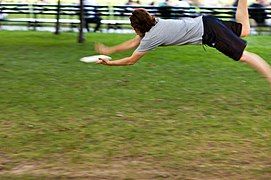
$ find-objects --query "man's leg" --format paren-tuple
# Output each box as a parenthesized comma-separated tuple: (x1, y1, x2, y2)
(85, 18, 90, 32)
(240, 51, 271, 86)
(236, 0, 250, 36)
(93, 16, 101, 32)
(235, 1, 271, 86)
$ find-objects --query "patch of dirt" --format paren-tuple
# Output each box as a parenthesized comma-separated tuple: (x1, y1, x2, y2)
(0, 153, 12, 171)
(0, 141, 270, 179)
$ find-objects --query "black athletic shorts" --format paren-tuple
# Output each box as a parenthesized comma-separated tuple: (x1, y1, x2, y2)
(202, 15, 247, 61)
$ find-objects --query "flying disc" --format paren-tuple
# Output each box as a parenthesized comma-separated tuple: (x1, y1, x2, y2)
(80, 55, 112, 63)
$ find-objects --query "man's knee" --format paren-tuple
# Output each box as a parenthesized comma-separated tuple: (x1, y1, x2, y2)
(239, 50, 248, 62)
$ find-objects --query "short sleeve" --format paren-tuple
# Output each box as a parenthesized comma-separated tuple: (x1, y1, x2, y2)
(136, 36, 162, 52)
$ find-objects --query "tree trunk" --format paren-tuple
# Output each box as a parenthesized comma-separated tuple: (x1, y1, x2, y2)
(78, 0, 85, 43)
(54, 0, 61, 35)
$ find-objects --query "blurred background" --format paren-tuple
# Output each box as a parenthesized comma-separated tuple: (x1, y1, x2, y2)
(0, 0, 268, 6)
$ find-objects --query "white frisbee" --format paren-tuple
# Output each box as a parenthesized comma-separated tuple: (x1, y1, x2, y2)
(80, 55, 112, 63)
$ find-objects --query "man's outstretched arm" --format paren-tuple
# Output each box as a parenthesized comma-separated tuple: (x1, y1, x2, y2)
(95, 35, 142, 55)
(96, 51, 146, 66)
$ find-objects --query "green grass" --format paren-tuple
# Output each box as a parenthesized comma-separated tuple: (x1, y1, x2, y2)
(0, 31, 271, 179)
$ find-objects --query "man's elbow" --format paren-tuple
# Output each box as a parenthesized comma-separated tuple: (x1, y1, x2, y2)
(127, 60, 136, 65)
(126, 57, 139, 65)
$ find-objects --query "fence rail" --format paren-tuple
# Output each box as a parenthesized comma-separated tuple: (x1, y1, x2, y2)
(0, 3, 270, 33)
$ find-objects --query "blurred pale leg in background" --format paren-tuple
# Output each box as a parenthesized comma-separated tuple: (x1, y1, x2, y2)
(235, 0, 271, 86)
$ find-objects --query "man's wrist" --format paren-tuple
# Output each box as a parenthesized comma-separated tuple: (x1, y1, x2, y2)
(105, 61, 113, 66)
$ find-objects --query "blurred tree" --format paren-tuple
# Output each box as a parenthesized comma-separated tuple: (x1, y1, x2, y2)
(78, 0, 85, 43)
(54, 0, 61, 34)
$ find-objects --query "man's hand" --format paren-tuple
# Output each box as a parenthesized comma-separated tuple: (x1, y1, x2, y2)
(96, 58, 110, 65)
(95, 43, 113, 55)
(94, 35, 141, 55)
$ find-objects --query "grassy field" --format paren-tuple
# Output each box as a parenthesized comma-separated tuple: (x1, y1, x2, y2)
(0, 31, 271, 179)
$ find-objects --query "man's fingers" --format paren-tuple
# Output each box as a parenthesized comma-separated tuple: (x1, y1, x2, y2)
(100, 58, 107, 62)
(96, 59, 102, 64)
(94, 43, 99, 51)
(96, 58, 108, 64)
(100, 58, 109, 64)
(94, 43, 111, 55)
(95, 43, 103, 53)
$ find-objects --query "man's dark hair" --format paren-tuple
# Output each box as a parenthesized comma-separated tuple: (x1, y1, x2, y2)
(129, 8, 156, 37)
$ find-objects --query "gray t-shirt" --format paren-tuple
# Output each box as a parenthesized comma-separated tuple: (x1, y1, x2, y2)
(136, 16, 204, 52)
